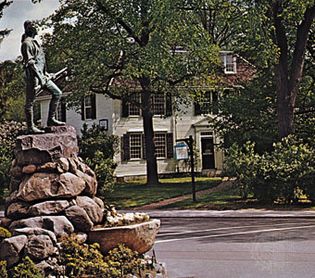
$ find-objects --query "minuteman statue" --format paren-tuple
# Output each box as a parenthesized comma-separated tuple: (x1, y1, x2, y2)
(21, 20, 65, 134)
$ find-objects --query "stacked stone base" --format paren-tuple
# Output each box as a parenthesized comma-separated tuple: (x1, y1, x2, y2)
(0, 126, 105, 275)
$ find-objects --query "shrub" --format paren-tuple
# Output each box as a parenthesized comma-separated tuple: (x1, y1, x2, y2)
(225, 136, 315, 204)
(0, 227, 11, 241)
(59, 234, 145, 277)
(0, 260, 8, 278)
(79, 124, 118, 195)
(12, 256, 43, 278)
(59, 234, 110, 277)
(104, 244, 143, 277)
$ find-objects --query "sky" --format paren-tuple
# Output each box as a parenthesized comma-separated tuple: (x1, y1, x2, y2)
(0, 0, 60, 61)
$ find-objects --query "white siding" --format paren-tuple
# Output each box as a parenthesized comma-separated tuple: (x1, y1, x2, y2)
(39, 94, 114, 135)
(38, 94, 223, 177)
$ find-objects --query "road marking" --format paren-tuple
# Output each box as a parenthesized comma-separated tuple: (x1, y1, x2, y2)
(156, 224, 315, 244)
(158, 222, 312, 237)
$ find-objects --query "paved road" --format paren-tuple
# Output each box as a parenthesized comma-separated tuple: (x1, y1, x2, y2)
(152, 217, 315, 278)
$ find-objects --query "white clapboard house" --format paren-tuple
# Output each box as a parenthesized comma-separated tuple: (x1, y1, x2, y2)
(37, 51, 255, 179)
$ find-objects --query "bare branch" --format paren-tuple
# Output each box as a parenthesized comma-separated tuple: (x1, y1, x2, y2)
(95, 0, 143, 46)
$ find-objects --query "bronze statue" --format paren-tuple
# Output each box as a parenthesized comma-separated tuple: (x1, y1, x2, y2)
(21, 20, 65, 134)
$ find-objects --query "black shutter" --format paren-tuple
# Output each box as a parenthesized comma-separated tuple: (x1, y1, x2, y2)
(121, 134, 130, 161)
(194, 102, 201, 116)
(61, 99, 66, 122)
(81, 98, 85, 120)
(166, 133, 174, 158)
(165, 94, 172, 117)
(91, 94, 96, 119)
(121, 99, 129, 117)
(142, 133, 146, 160)
(212, 91, 219, 114)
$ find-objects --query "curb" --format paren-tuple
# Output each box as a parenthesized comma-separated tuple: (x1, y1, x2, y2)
(2, 210, 315, 220)
(123, 209, 315, 218)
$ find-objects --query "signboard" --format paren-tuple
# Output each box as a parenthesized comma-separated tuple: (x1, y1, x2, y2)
(99, 119, 108, 131)
(175, 142, 189, 160)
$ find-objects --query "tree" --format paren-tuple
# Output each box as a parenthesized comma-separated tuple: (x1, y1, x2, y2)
(181, 0, 247, 49)
(42, 0, 219, 185)
(235, 1, 315, 138)
(0, 60, 25, 121)
(194, 0, 314, 142)
(0, 0, 12, 45)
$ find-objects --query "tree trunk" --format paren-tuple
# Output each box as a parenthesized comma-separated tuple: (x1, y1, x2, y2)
(272, 2, 315, 139)
(141, 89, 159, 185)
(275, 65, 294, 138)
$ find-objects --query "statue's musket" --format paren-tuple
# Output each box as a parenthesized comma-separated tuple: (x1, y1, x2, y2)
(35, 67, 68, 96)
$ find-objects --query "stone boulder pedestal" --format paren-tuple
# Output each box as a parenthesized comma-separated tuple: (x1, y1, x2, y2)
(2, 125, 102, 273)
(1, 125, 161, 276)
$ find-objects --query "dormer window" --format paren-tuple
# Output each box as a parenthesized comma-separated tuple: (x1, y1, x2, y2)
(221, 52, 237, 74)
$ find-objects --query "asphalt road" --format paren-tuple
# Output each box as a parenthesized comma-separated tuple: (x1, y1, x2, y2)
(152, 217, 315, 278)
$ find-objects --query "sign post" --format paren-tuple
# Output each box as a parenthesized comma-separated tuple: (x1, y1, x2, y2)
(175, 136, 196, 202)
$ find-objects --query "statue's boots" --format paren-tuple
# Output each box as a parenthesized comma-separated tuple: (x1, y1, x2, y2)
(47, 96, 66, 126)
(25, 109, 45, 134)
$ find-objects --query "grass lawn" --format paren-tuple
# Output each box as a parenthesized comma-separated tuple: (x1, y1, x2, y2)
(162, 185, 315, 210)
(105, 177, 221, 209)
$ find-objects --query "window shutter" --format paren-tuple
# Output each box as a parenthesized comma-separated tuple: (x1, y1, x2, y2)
(121, 134, 130, 161)
(121, 99, 129, 117)
(166, 133, 174, 159)
(194, 102, 201, 116)
(142, 134, 146, 160)
(91, 94, 96, 119)
(212, 91, 219, 114)
(81, 98, 85, 120)
(165, 94, 172, 117)
(61, 99, 67, 122)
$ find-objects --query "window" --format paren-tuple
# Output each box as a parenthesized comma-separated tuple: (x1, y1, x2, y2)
(121, 132, 174, 161)
(128, 94, 141, 116)
(221, 53, 237, 74)
(154, 133, 167, 158)
(121, 93, 172, 117)
(81, 95, 96, 120)
(195, 91, 219, 115)
(152, 94, 165, 115)
(129, 133, 142, 159)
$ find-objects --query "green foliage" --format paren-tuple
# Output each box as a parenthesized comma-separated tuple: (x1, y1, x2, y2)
(211, 71, 278, 152)
(104, 244, 142, 277)
(12, 256, 43, 278)
(0, 260, 7, 278)
(80, 123, 118, 161)
(225, 136, 315, 204)
(43, 0, 219, 103)
(59, 234, 144, 277)
(0, 226, 11, 240)
(79, 124, 118, 194)
(60, 234, 110, 277)
(0, 121, 26, 199)
(0, 60, 25, 122)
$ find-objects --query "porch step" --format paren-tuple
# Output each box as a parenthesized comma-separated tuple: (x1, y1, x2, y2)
(201, 169, 222, 177)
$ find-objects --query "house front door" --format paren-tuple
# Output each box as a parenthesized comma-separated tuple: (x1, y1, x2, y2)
(201, 137, 215, 169)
